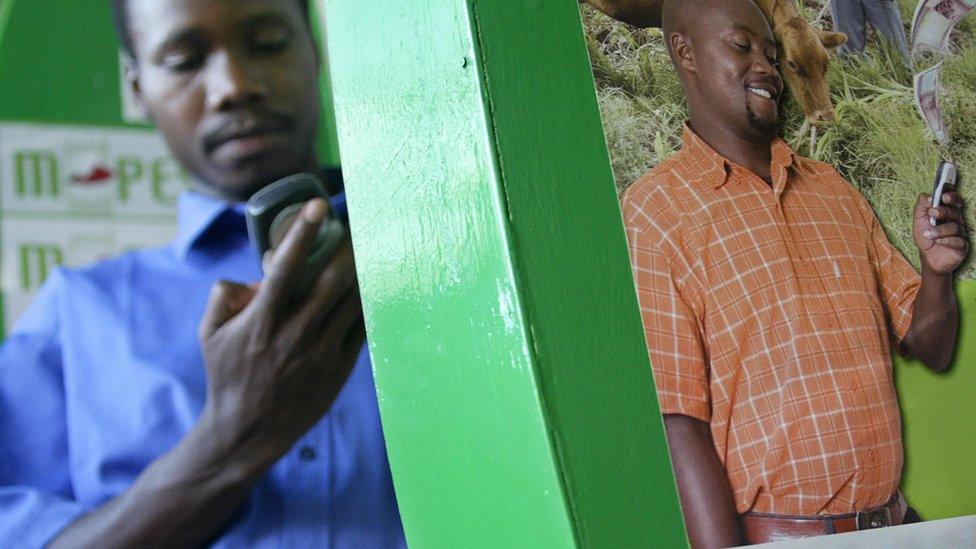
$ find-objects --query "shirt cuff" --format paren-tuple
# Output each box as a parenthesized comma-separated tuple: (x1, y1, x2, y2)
(656, 399, 711, 424)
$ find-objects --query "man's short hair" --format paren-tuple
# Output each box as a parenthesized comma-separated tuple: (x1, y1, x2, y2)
(110, 0, 312, 60)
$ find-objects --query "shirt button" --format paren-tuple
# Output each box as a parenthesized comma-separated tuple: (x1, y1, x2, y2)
(849, 378, 858, 391)
(867, 449, 876, 461)
(299, 446, 317, 462)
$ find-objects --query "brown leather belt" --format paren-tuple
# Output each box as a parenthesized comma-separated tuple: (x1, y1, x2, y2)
(742, 493, 907, 544)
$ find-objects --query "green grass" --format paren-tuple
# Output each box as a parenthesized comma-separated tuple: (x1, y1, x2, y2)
(584, 0, 976, 278)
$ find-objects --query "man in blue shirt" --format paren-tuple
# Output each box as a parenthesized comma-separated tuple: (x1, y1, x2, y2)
(0, 0, 405, 546)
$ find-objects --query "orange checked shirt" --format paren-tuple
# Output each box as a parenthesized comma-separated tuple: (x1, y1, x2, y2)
(622, 125, 921, 516)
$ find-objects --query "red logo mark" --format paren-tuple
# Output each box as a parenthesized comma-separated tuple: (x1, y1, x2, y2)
(70, 166, 113, 185)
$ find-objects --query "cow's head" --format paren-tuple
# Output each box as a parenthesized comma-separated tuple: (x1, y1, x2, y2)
(775, 17, 846, 126)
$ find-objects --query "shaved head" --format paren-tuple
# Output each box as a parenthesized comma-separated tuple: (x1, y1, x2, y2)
(662, 0, 784, 151)
(662, 0, 710, 57)
(662, 0, 771, 61)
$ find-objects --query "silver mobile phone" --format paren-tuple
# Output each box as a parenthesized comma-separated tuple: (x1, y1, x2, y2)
(930, 161, 957, 226)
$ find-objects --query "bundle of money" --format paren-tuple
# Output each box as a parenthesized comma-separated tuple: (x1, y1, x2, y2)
(914, 62, 950, 145)
(911, 0, 976, 55)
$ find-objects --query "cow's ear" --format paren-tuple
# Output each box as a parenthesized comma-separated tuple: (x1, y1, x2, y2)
(816, 29, 848, 51)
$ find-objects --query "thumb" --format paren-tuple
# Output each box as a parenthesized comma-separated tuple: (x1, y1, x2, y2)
(198, 280, 257, 342)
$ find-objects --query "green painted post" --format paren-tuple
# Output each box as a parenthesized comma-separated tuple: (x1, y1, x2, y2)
(310, 3, 341, 168)
(324, 0, 686, 546)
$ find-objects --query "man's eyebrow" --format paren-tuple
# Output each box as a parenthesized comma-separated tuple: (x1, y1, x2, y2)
(239, 11, 294, 31)
(730, 22, 777, 47)
(149, 12, 293, 56)
(153, 27, 206, 55)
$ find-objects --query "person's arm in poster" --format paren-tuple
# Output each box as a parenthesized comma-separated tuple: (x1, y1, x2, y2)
(622, 188, 742, 548)
(901, 191, 969, 370)
(665, 415, 742, 548)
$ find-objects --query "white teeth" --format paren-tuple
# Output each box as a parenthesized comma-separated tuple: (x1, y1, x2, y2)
(748, 87, 773, 99)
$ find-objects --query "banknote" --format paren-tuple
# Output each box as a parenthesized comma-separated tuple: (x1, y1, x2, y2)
(914, 62, 949, 144)
(911, 0, 976, 55)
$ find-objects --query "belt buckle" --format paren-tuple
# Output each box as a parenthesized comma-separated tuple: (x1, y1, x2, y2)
(856, 507, 892, 530)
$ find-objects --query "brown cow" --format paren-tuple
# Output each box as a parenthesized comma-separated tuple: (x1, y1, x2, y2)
(758, 0, 847, 125)
(584, 0, 663, 28)
(582, 0, 847, 127)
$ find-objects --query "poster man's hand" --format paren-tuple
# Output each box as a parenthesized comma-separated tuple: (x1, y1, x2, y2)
(197, 198, 365, 470)
(914, 192, 969, 276)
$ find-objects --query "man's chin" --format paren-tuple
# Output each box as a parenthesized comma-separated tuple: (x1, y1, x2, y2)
(194, 164, 301, 202)
(747, 108, 781, 138)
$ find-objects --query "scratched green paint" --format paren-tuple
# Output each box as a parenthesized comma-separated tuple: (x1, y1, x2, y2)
(324, 2, 574, 544)
(325, 0, 686, 545)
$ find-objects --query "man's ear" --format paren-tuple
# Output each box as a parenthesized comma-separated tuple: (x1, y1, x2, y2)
(815, 29, 847, 51)
(124, 58, 152, 121)
(670, 32, 696, 73)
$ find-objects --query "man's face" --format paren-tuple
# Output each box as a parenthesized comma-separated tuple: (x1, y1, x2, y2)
(127, 0, 321, 201)
(688, 2, 783, 141)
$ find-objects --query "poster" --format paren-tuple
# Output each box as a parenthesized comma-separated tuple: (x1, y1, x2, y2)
(0, 122, 185, 331)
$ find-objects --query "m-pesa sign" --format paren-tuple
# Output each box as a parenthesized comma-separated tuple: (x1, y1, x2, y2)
(3, 123, 186, 210)
(0, 122, 186, 331)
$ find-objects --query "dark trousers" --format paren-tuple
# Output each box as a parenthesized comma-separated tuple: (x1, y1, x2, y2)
(829, 0, 911, 59)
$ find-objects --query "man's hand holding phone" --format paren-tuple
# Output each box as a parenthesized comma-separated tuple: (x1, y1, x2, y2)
(196, 195, 365, 474)
(915, 180, 969, 276)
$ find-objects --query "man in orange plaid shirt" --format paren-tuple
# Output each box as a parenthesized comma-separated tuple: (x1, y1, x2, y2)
(622, 0, 969, 546)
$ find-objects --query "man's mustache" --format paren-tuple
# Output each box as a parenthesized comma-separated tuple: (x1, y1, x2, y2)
(202, 110, 295, 154)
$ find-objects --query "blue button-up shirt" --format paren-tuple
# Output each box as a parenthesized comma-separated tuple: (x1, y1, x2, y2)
(0, 191, 405, 547)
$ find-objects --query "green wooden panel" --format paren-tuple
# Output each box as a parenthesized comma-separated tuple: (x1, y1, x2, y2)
(310, 2, 341, 168)
(325, 0, 686, 546)
(897, 279, 976, 520)
(0, 0, 126, 126)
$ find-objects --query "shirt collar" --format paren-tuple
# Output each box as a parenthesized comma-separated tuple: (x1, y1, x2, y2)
(171, 184, 350, 261)
(172, 191, 247, 261)
(680, 123, 797, 189)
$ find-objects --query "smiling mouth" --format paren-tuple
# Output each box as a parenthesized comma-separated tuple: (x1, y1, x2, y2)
(747, 86, 775, 99)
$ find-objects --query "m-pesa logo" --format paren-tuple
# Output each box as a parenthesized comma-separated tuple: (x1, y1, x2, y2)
(12, 148, 187, 205)
(0, 124, 182, 331)
(71, 164, 114, 185)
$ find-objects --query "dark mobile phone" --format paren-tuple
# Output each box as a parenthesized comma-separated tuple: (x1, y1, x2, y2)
(930, 161, 957, 226)
(245, 173, 346, 294)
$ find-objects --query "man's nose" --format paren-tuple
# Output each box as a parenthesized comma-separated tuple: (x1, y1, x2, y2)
(206, 50, 268, 111)
(751, 54, 782, 90)
(751, 53, 778, 77)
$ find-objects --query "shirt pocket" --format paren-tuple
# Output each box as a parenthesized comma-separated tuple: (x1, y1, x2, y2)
(815, 217, 885, 319)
